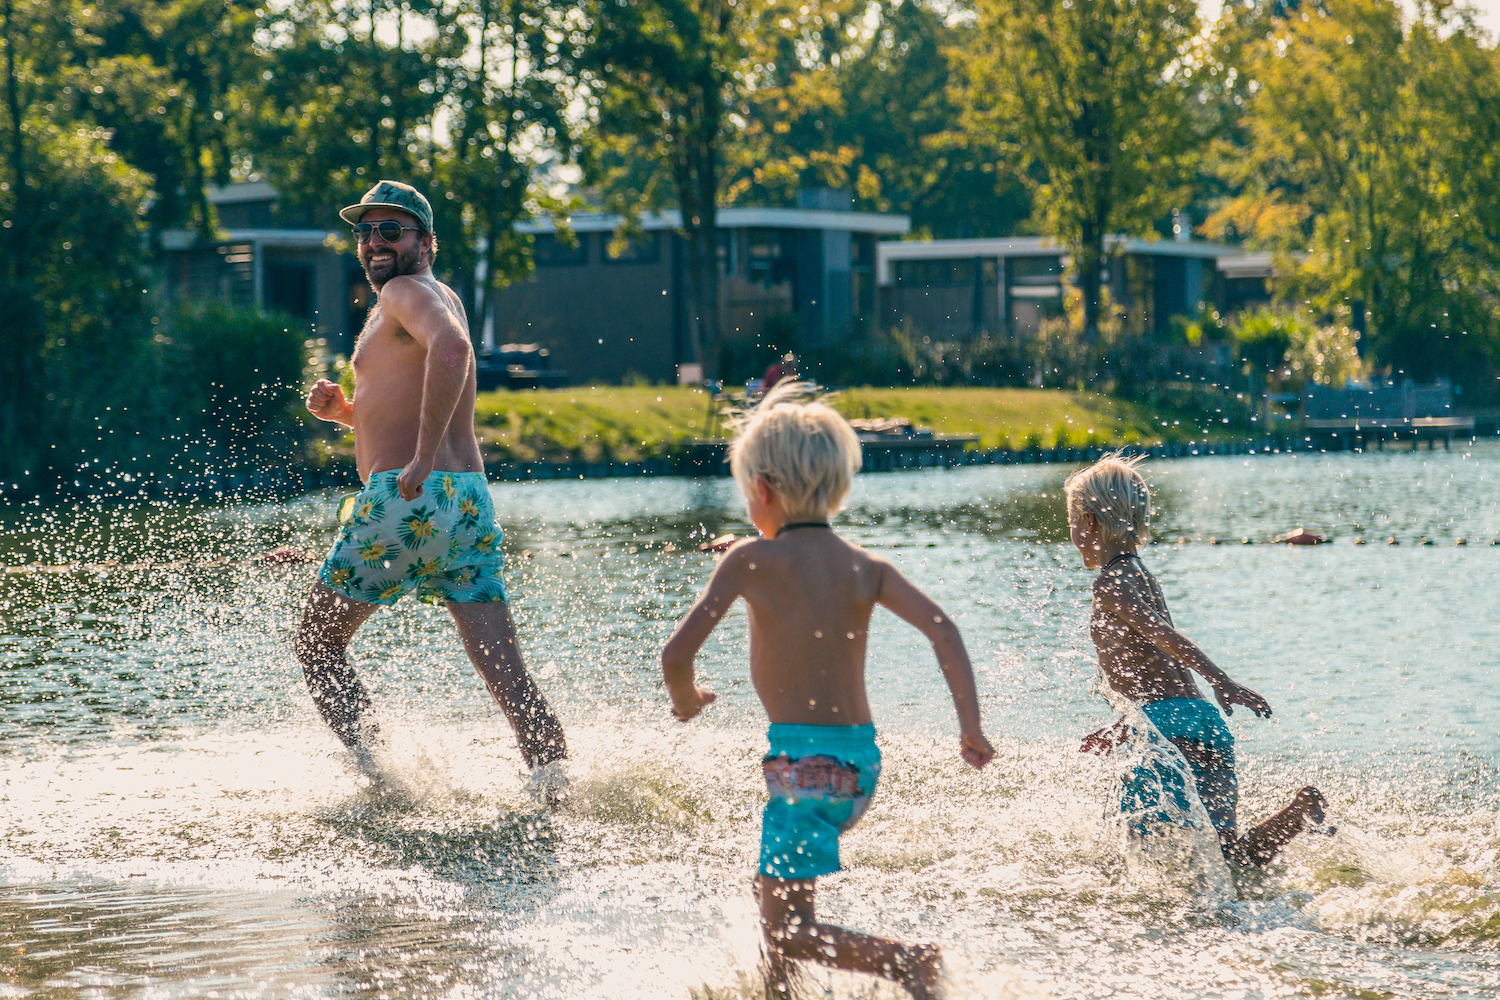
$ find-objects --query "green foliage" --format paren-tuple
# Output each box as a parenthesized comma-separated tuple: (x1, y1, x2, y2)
(163, 301, 312, 449)
(1284, 323, 1365, 390)
(960, 0, 1204, 335)
(729, 1, 1031, 239)
(1213, 0, 1500, 392)
(1227, 307, 1366, 389)
(1230, 307, 1304, 373)
(1166, 304, 1230, 347)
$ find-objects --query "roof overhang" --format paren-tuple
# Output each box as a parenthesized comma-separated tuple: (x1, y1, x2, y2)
(518, 207, 910, 236)
(160, 228, 344, 251)
(877, 235, 1245, 284)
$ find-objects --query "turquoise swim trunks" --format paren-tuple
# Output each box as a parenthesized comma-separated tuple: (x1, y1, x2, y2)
(759, 724, 881, 880)
(1121, 698, 1238, 833)
(318, 469, 509, 606)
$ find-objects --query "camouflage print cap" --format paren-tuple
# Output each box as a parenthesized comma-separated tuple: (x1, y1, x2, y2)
(339, 179, 434, 232)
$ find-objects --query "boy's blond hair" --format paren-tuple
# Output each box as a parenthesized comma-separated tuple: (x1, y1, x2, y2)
(729, 381, 862, 520)
(1063, 452, 1152, 547)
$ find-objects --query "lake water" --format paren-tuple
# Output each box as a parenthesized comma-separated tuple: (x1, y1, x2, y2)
(2, 446, 1498, 999)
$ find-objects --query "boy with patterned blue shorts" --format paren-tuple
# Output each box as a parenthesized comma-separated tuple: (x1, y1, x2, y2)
(1065, 453, 1330, 867)
(662, 383, 995, 1000)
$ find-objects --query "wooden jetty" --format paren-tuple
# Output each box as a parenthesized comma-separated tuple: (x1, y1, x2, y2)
(1303, 415, 1474, 450)
(1301, 381, 1474, 450)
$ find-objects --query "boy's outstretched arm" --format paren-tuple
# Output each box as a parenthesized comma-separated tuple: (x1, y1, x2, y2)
(1095, 581, 1272, 718)
(876, 561, 995, 769)
(661, 548, 746, 721)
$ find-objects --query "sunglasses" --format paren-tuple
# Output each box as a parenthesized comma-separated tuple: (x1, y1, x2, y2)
(352, 221, 424, 244)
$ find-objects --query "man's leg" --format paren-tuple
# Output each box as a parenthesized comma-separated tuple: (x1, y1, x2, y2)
(446, 600, 566, 768)
(755, 875, 941, 1000)
(295, 582, 380, 749)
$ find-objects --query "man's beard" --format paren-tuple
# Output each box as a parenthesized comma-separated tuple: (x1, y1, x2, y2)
(363, 242, 422, 291)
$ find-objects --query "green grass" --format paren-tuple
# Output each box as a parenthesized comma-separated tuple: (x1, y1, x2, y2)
(831, 387, 1218, 451)
(472, 385, 719, 462)
(468, 385, 1238, 464)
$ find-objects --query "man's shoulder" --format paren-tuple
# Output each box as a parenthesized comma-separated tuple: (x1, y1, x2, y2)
(378, 272, 449, 305)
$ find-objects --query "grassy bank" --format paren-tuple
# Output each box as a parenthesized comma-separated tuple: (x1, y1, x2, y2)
(462, 385, 1238, 464)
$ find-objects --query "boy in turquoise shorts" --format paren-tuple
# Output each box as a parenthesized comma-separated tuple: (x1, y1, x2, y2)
(1065, 453, 1330, 867)
(662, 383, 995, 1000)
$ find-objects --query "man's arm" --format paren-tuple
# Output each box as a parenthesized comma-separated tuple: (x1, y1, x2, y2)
(1095, 580, 1272, 718)
(377, 276, 473, 499)
(661, 547, 750, 721)
(876, 560, 994, 769)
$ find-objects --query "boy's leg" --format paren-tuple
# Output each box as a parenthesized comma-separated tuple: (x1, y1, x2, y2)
(1171, 738, 1246, 861)
(755, 874, 941, 1000)
(446, 600, 567, 768)
(1175, 737, 1328, 866)
(1233, 787, 1328, 867)
(295, 582, 381, 749)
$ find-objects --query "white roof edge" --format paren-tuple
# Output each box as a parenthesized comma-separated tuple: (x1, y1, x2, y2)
(518, 207, 910, 235)
(160, 227, 341, 249)
(877, 235, 1241, 261)
(207, 181, 278, 205)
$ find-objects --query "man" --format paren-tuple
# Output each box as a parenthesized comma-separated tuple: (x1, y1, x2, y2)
(296, 179, 567, 789)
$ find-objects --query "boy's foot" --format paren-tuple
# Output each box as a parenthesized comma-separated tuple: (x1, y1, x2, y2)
(523, 759, 570, 809)
(1294, 785, 1336, 835)
(897, 944, 944, 1000)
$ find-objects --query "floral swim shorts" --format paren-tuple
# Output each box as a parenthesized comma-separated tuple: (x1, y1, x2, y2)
(317, 469, 509, 606)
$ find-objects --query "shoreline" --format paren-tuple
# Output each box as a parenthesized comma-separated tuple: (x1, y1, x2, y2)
(1, 430, 1478, 506)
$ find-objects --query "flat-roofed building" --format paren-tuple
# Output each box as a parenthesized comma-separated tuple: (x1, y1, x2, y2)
(493, 197, 910, 384)
(160, 182, 367, 352)
(876, 235, 1242, 340)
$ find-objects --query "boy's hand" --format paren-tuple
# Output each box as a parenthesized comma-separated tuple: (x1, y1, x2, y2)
(961, 731, 995, 769)
(671, 687, 717, 722)
(1213, 681, 1272, 718)
(1080, 724, 1124, 755)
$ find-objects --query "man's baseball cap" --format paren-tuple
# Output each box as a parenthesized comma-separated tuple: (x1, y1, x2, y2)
(339, 180, 434, 232)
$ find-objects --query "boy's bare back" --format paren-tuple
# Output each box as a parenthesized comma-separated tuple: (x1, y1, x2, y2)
(668, 528, 963, 727)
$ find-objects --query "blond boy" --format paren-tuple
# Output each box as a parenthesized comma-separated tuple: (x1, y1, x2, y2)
(662, 383, 995, 1000)
(1065, 453, 1328, 867)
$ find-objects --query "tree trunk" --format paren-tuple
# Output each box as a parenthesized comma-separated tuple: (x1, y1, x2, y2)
(4, 0, 26, 282)
(675, 78, 723, 379)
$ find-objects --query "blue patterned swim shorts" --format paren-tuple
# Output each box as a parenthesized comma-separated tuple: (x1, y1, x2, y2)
(759, 723, 881, 880)
(1121, 698, 1238, 833)
(317, 469, 508, 606)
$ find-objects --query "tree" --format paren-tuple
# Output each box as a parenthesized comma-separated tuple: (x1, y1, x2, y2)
(436, 0, 578, 336)
(0, 0, 159, 488)
(731, 0, 1032, 240)
(242, 0, 448, 225)
(1210, 0, 1500, 387)
(77, 1, 261, 240)
(959, 0, 1203, 337)
(575, 0, 751, 376)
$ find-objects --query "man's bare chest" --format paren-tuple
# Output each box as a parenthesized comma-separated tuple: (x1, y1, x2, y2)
(351, 308, 420, 371)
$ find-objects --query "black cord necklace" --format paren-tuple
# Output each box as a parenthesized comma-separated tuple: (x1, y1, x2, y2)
(1104, 551, 1139, 570)
(776, 521, 831, 538)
